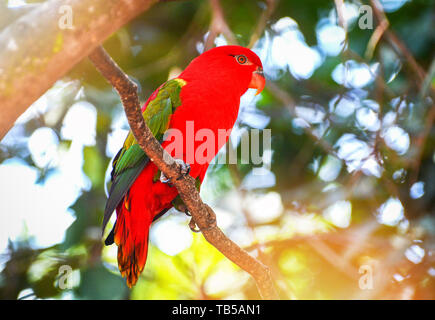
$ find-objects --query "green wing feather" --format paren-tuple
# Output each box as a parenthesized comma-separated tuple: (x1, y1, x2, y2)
(102, 78, 186, 233)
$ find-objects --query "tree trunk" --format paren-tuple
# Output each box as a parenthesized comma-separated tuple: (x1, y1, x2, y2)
(0, 0, 160, 140)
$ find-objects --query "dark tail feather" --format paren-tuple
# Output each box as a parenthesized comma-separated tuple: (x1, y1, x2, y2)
(104, 225, 115, 246)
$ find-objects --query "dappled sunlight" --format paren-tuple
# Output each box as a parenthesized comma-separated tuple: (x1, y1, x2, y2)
(0, 0, 433, 300)
(150, 213, 193, 256)
(259, 17, 323, 80)
(243, 192, 283, 224)
(318, 155, 342, 182)
(382, 125, 410, 155)
(377, 197, 404, 227)
(410, 182, 424, 199)
(323, 200, 352, 228)
(356, 100, 381, 131)
(61, 101, 97, 146)
(0, 159, 75, 250)
(332, 60, 379, 88)
(28, 127, 59, 168)
(405, 244, 425, 265)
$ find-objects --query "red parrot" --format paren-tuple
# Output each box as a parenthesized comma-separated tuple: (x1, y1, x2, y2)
(102, 45, 265, 287)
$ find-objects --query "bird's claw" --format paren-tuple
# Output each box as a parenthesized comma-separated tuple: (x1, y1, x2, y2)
(189, 218, 200, 233)
(159, 159, 190, 184)
(175, 159, 190, 180)
(159, 172, 171, 184)
(175, 203, 191, 217)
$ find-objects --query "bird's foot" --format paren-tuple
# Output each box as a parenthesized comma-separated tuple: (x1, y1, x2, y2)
(159, 172, 171, 184)
(174, 202, 191, 217)
(160, 158, 191, 184)
(176, 158, 191, 180)
(189, 218, 200, 233)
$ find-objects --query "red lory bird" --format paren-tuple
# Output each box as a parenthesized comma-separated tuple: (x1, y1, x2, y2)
(102, 45, 265, 287)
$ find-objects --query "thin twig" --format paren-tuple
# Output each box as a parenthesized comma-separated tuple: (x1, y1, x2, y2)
(370, 0, 426, 86)
(334, 0, 347, 32)
(204, 0, 237, 51)
(266, 81, 337, 156)
(88, 45, 279, 300)
(365, 19, 389, 60)
(248, 0, 277, 48)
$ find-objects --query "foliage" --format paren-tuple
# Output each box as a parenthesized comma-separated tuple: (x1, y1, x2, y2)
(0, 0, 434, 299)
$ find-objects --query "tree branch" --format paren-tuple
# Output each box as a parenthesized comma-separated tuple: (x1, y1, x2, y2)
(0, 0, 164, 141)
(204, 0, 237, 51)
(248, 0, 277, 48)
(370, 0, 426, 85)
(88, 45, 279, 300)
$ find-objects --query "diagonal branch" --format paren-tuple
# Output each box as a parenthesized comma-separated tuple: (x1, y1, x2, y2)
(88, 45, 279, 300)
(204, 0, 237, 51)
(0, 0, 167, 141)
(370, 0, 426, 85)
(248, 0, 277, 48)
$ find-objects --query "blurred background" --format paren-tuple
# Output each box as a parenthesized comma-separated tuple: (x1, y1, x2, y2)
(0, 0, 434, 299)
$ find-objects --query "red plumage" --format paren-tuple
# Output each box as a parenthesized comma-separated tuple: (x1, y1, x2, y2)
(108, 46, 264, 287)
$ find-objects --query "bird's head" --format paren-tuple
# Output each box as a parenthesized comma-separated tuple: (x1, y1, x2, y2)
(180, 45, 265, 96)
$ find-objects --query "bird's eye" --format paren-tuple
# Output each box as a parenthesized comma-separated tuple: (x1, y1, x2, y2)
(236, 55, 248, 64)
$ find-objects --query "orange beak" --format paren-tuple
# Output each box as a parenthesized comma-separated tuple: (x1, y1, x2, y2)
(249, 67, 265, 96)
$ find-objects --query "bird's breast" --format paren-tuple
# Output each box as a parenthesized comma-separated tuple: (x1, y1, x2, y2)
(163, 81, 241, 171)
